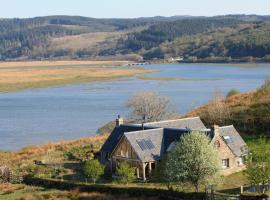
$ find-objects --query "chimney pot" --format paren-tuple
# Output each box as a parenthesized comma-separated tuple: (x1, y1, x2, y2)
(116, 115, 124, 127)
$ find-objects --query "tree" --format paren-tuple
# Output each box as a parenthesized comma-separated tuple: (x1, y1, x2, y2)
(127, 91, 174, 123)
(0, 166, 11, 183)
(83, 160, 104, 184)
(165, 131, 220, 192)
(245, 137, 270, 193)
(117, 161, 136, 184)
(202, 90, 231, 126)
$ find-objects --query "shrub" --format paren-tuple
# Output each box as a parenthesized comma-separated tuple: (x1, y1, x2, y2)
(227, 89, 240, 97)
(83, 160, 104, 184)
(117, 161, 136, 184)
(66, 145, 96, 162)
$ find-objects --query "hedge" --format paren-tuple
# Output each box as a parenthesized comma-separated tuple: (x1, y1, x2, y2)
(24, 176, 205, 200)
(240, 192, 269, 200)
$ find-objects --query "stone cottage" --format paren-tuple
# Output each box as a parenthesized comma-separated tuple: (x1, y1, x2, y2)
(100, 116, 248, 180)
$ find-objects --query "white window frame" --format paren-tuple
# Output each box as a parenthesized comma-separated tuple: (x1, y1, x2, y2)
(222, 159, 230, 169)
(238, 157, 244, 166)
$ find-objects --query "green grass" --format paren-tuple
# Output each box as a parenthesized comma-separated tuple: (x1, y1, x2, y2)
(0, 184, 65, 200)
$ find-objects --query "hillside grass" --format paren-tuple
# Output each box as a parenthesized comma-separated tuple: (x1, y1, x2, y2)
(49, 32, 125, 52)
(0, 61, 155, 92)
(187, 85, 270, 135)
(0, 134, 108, 167)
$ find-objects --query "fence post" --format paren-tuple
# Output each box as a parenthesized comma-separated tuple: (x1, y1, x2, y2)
(205, 185, 209, 200)
(240, 185, 243, 194)
(210, 185, 214, 200)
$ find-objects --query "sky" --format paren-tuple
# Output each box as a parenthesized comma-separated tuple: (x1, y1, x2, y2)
(1, 0, 270, 19)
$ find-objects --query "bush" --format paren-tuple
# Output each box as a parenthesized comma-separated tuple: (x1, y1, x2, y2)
(227, 89, 240, 97)
(117, 162, 136, 184)
(83, 160, 104, 184)
(66, 145, 96, 162)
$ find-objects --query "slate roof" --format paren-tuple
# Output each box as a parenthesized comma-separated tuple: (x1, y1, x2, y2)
(100, 117, 247, 163)
(100, 124, 155, 153)
(101, 117, 206, 154)
(219, 125, 248, 156)
(144, 117, 207, 130)
(124, 129, 165, 162)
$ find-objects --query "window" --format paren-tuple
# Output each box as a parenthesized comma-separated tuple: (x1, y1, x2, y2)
(238, 157, 244, 166)
(222, 159, 230, 168)
(223, 136, 233, 144)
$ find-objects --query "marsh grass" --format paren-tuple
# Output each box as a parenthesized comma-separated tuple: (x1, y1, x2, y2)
(0, 61, 154, 92)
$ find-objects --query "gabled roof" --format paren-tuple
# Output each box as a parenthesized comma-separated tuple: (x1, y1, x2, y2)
(219, 125, 247, 156)
(123, 127, 207, 162)
(100, 124, 155, 153)
(101, 117, 207, 155)
(124, 129, 164, 162)
(144, 117, 207, 130)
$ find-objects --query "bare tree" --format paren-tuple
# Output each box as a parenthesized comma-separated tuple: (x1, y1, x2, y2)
(0, 166, 11, 183)
(202, 90, 231, 126)
(127, 91, 174, 123)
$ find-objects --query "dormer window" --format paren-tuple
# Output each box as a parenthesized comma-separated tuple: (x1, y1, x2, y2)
(223, 136, 233, 144)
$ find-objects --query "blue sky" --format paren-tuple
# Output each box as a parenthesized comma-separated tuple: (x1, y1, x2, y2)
(1, 0, 270, 18)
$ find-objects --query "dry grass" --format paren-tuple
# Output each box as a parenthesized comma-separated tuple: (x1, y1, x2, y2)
(0, 184, 25, 195)
(50, 32, 124, 51)
(0, 61, 154, 92)
(0, 134, 108, 167)
(0, 60, 129, 68)
(186, 91, 255, 117)
(0, 184, 159, 200)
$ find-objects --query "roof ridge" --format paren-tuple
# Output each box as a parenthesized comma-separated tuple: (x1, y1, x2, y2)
(219, 125, 234, 129)
(124, 128, 164, 135)
(144, 116, 201, 125)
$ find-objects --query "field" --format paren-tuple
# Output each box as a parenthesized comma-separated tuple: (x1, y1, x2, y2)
(49, 32, 125, 52)
(0, 61, 155, 92)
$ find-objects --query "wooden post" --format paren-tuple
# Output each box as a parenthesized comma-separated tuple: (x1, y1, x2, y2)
(142, 163, 146, 181)
(136, 167, 140, 179)
(110, 158, 113, 173)
(148, 162, 152, 176)
(210, 185, 214, 200)
(241, 185, 243, 194)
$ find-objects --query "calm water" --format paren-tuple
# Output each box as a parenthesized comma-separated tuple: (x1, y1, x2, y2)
(1, 63, 270, 150)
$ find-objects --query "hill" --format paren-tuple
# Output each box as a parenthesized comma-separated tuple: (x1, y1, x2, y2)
(1, 15, 270, 61)
(186, 80, 270, 135)
(142, 21, 270, 61)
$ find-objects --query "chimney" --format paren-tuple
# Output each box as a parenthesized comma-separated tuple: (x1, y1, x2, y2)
(116, 115, 124, 127)
(212, 125, 220, 137)
(142, 115, 146, 130)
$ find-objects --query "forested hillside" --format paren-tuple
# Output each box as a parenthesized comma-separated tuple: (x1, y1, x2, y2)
(142, 22, 270, 61)
(1, 15, 270, 61)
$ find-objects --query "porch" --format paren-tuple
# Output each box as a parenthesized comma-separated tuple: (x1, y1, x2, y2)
(111, 156, 156, 181)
